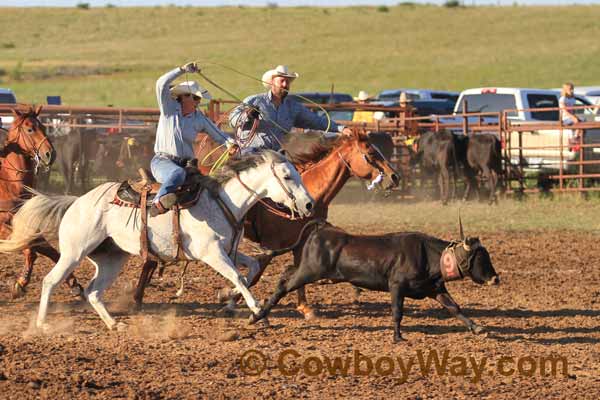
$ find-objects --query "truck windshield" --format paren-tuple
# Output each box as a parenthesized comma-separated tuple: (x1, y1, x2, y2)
(527, 94, 559, 121)
(0, 93, 16, 104)
(455, 93, 516, 113)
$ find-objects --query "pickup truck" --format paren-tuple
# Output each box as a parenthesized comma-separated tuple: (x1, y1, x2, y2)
(377, 88, 459, 104)
(445, 87, 600, 173)
(0, 88, 17, 129)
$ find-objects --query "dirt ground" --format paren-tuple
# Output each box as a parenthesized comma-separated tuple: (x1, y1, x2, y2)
(1, 227, 600, 399)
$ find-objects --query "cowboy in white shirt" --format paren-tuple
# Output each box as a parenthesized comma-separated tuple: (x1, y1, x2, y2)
(150, 62, 236, 216)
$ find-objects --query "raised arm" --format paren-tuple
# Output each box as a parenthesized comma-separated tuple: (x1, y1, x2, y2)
(156, 67, 184, 114)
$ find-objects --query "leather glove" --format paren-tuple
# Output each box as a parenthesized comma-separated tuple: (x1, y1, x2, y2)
(180, 62, 199, 73)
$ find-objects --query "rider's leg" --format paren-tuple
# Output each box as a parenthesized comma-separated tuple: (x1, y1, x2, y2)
(150, 156, 186, 214)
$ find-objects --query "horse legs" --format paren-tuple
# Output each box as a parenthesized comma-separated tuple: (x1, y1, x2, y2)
(488, 169, 498, 204)
(133, 259, 158, 309)
(85, 249, 130, 330)
(251, 264, 317, 324)
(438, 168, 450, 205)
(222, 252, 269, 311)
(11, 248, 36, 299)
(201, 246, 261, 316)
(12, 246, 83, 299)
(37, 252, 83, 330)
(35, 244, 83, 296)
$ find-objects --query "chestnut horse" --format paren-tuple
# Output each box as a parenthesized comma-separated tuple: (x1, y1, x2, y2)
(133, 129, 399, 318)
(2, 106, 82, 298)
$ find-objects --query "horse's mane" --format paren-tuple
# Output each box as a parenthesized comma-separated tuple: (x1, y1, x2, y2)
(194, 150, 288, 193)
(281, 130, 343, 165)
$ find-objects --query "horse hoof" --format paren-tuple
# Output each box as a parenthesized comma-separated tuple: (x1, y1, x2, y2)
(115, 322, 128, 332)
(217, 288, 233, 303)
(38, 323, 52, 335)
(393, 335, 406, 343)
(70, 284, 84, 299)
(471, 325, 485, 335)
(297, 304, 317, 320)
(217, 304, 236, 318)
(248, 314, 258, 325)
(11, 282, 26, 299)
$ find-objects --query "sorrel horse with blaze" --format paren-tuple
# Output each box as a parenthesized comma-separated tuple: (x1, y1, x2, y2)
(134, 129, 399, 318)
(1, 106, 82, 297)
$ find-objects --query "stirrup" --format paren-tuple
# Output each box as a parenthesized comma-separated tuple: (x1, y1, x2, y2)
(159, 193, 177, 209)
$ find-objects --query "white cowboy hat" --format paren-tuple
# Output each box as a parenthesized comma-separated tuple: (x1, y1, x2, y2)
(354, 90, 370, 101)
(399, 91, 413, 103)
(170, 81, 211, 100)
(262, 65, 299, 88)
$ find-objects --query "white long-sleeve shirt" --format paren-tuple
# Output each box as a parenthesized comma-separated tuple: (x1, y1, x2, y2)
(154, 67, 232, 159)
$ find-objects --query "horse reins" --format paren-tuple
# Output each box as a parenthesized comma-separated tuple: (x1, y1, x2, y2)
(235, 162, 301, 220)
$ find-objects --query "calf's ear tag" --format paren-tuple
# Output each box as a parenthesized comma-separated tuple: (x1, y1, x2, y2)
(440, 249, 461, 281)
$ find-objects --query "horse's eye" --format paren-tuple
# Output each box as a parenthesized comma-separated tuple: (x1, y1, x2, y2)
(27, 128, 34, 134)
(284, 175, 292, 181)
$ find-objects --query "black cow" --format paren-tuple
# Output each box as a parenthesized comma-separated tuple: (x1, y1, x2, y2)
(414, 130, 460, 204)
(250, 221, 499, 342)
(458, 134, 502, 204)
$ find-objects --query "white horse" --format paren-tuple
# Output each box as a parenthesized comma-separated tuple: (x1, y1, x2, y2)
(0, 150, 313, 331)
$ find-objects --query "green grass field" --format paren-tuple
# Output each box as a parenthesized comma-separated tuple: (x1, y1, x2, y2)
(1, 5, 600, 107)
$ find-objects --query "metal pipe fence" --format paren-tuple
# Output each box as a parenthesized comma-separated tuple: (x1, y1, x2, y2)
(3, 100, 600, 196)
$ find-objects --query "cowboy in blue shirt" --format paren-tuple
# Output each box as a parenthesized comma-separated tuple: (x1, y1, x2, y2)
(150, 62, 236, 216)
(229, 65, 352, 154)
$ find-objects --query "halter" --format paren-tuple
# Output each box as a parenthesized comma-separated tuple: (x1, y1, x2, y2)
(235, 161, 301, 220)
(440, 240, 482, 282)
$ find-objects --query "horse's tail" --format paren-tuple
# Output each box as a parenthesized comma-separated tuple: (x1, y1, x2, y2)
(0, 189, 77, 253)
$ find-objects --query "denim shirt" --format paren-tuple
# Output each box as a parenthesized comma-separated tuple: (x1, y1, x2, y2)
(154, 68, 231, 159)
(228, 91, 344, 152)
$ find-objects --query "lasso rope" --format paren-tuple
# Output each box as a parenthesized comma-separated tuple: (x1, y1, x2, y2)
(194, 61, 333, 137)
(181, 61, 336, 176)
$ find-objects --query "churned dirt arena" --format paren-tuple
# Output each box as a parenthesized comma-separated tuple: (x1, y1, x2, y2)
(1, 225, 600, 399)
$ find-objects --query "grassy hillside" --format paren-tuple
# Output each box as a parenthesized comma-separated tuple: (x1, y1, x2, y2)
(1, 5, 599, 107)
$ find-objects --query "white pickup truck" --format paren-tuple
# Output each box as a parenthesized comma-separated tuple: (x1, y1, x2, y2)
(447, 87, 600, 173)
(0, 88, 17, 130)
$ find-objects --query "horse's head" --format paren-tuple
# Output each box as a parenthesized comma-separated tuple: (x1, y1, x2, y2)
(9, 106, 55, 167)
(263, 151, 314, 218)
(338, 129, 400, 190)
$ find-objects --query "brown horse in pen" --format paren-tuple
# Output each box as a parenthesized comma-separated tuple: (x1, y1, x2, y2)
(1, 106, 82, 298)
(133, 129, 399, 318)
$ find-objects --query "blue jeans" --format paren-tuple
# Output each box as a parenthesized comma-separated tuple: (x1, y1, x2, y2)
(150, 155, 186, 201)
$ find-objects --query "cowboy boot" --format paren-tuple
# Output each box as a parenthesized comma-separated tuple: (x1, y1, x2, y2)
(150, 193, 177, 217)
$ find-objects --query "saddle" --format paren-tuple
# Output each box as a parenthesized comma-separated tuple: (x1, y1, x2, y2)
(110, 168, 237, 264)
(112, 167, 212, 210)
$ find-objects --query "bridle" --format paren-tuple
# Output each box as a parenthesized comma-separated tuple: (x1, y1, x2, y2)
(5, 117, 51, 175)
(337, 139, 387, 178)
(235, 161, 301, 220)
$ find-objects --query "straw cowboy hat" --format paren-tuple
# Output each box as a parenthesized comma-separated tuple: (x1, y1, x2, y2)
(262, 65, 300, 88)
(399, 91, 413, 103)
(170, 81, 211, 100)
(354, 90, 370, 101)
